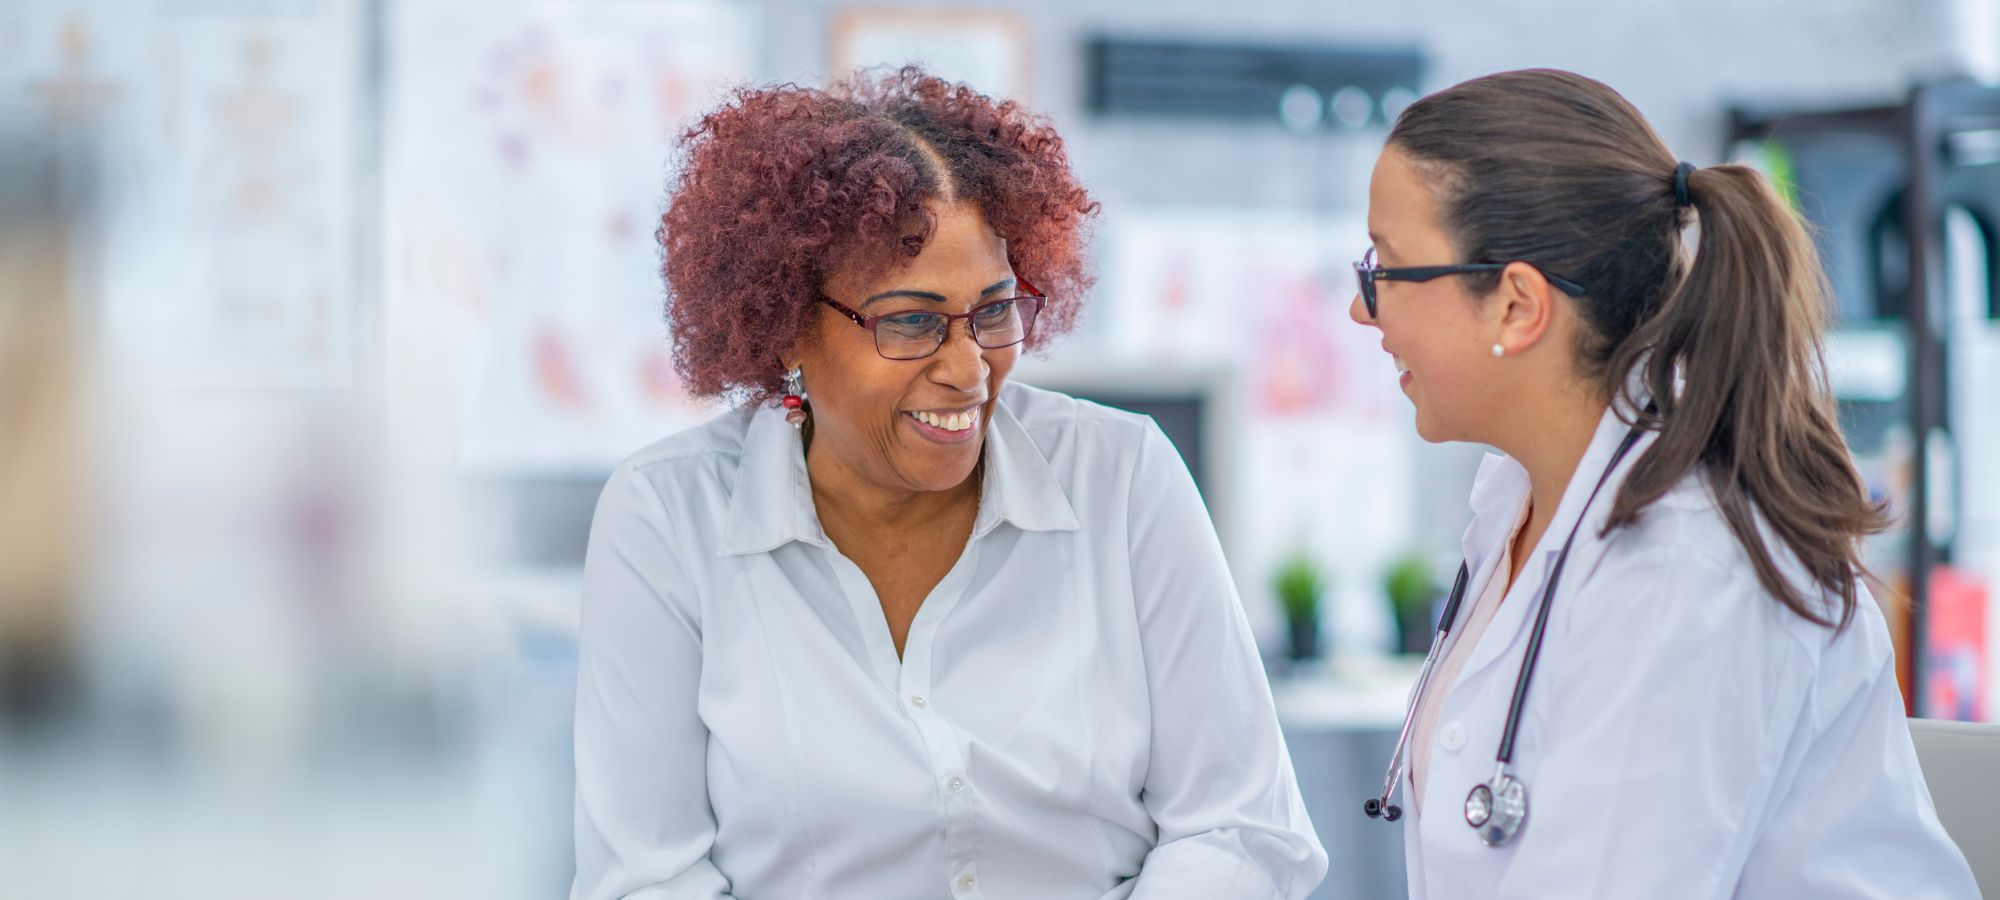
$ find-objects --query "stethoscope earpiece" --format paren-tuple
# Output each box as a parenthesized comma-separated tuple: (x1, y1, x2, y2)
(1363, 797, 1405, 822)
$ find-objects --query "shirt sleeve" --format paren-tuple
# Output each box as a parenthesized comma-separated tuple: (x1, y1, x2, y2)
(1492, 545, 1811, 900)
(1120, 423, 1329, 900)
(570, 463, 737, 900)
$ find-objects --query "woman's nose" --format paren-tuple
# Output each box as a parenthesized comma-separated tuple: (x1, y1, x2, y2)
(927, 324, 988, 391)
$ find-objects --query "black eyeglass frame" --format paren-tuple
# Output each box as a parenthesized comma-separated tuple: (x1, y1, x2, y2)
(1353, 247, 1587, 319)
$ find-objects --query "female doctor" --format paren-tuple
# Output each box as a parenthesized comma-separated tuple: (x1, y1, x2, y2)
(1350, 69, 1979, 899)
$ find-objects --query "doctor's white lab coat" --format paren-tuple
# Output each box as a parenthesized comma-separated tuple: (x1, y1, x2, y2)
(1404, 401, 1979, 899)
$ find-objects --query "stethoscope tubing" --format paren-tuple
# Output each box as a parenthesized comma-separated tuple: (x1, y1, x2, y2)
(1365, 416, 1651, 836)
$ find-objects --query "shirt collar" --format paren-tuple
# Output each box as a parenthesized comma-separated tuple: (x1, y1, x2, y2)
(718, 406, 825, 557)
(717, 389, 1079, 558)
(971, 392, 1081, 538)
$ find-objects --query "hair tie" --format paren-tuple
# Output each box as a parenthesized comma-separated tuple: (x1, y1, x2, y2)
(1672, 162, 1696, 208)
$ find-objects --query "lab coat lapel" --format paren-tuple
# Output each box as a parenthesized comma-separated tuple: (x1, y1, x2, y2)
(1450, 402, 1655, 693)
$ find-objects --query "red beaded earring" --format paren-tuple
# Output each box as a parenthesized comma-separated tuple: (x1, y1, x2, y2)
(781, 367, 807, 428)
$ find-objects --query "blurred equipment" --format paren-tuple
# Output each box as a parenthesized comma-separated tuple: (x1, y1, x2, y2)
(1729, 81, 2000, 719)
(1084, 36, 1421, 131)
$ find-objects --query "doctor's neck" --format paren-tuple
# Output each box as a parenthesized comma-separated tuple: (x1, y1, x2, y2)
(1486, 371, 1608, 574)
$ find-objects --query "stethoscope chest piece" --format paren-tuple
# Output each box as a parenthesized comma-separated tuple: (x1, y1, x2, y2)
(1464, 771, 1528, 847)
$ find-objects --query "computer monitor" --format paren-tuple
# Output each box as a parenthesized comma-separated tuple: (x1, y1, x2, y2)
(1013, 362, 1238, 552)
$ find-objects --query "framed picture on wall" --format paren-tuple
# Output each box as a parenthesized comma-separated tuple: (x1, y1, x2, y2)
(828, 7, 1031, 101)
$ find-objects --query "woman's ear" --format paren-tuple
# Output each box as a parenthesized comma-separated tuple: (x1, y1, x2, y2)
(779, 328, 812, 372)
(1488, 261, 1561, 356)
(785, 303, 834, 371)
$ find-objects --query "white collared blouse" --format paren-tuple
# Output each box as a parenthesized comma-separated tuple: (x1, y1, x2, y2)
(570, 382, 1326, 900)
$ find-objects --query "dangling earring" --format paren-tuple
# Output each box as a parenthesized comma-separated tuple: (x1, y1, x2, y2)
(781, 367, 808, 428)
(1491, 343, 1506, 358)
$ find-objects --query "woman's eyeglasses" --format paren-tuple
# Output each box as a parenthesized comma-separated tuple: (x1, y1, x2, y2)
(820, 278, 1047, 361)
(1353, 247, 1586, 319)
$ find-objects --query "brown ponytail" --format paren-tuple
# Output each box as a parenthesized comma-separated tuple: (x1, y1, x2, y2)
(1390, 69, 1886, 629)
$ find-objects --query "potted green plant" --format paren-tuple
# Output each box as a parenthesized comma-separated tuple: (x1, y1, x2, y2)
(1273, 551, 1326, 662)
(1384, 551, 1442, 655)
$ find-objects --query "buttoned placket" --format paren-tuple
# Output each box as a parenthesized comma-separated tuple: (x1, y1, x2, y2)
(822, 534, 988, 899)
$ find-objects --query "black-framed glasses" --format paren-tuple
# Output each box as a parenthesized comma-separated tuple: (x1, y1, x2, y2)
(1353, 246, 1587, 319)
(819, 278, 1047, 361)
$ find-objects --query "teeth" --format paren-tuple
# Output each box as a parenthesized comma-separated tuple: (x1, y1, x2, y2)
(913, 410, 975, 432)
(1393, 357, 1409, 374)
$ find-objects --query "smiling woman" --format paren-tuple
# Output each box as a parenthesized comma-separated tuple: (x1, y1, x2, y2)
(568, 67, 1328, 900)
(659, 67, 1094, 404)
(798, 204, 1029, 494)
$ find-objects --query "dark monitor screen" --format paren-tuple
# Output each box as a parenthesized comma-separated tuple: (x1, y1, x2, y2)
(1064, 390, 1210, 504)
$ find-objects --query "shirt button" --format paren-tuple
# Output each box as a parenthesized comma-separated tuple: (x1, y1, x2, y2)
(909, 694, 928, 709)
(955, 873, 976, 892)
(947, 776, 965, 794)
(1442, 722, 1468, 752)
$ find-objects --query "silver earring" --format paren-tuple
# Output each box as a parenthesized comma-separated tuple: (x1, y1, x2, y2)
(1491, 343, 1506, 358)
(780, 367, 807, 428)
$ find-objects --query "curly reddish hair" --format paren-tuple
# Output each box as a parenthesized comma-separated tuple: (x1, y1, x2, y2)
(659, 66, 1101, 403)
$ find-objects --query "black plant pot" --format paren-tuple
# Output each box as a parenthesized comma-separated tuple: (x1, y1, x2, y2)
(1285, 612, 1321, 661)
(1396, 606, 1435, 655)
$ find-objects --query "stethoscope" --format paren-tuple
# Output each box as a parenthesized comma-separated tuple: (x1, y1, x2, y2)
(1363, 420, 1648, 847)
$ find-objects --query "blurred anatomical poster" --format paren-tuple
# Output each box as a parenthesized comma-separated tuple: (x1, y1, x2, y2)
(3, 3, 361, 389)
(385, 0, 753, 471)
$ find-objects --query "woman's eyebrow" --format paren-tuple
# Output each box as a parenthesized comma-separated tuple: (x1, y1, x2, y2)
(862, 278, 1017, 309)
(861, 289, 948, 309)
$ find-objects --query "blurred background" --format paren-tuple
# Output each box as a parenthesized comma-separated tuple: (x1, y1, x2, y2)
(1, 0, 1996, 897)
